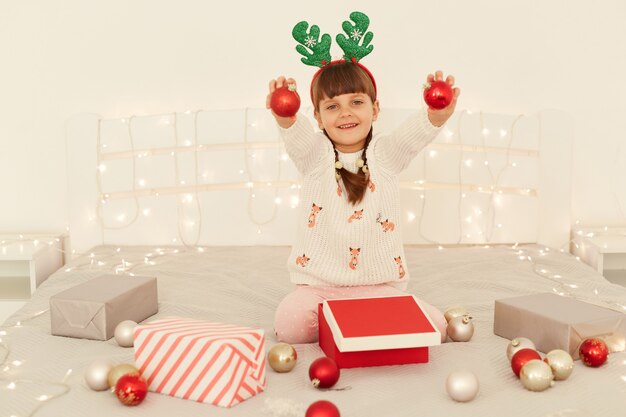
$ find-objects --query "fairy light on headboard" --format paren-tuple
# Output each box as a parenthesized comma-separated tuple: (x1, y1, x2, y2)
(87, 107, 550, 247)
(243, 108, 282, 235)
(413, 109, 540, 245)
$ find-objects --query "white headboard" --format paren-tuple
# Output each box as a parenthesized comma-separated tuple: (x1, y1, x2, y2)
(65, 107, 572, 256)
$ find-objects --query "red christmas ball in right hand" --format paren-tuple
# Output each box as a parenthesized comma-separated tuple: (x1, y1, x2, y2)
(511, 348, 542, 377)
(579, 338, 609, 367)
(270, 84, 301, 117)
(423, 80, 453, 110)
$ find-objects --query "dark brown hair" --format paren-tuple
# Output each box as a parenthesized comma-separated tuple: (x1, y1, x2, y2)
(312, 62, 376, 205)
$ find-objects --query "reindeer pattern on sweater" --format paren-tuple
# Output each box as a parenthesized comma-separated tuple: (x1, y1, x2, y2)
(279, 109, 441, 287)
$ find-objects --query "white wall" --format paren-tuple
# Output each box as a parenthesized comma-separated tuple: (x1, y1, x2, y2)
(1, 0, 625, 234)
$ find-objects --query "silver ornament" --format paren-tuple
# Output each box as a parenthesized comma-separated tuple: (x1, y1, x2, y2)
(114, 320, 138, 348)
(520, 359, 554, 392)
(447, 315, 474, 342)
(506, 337, 536, 361)
(444, 305, 469, 323)
(267, 342, 298, 373)
(85, 359, 114, 391)
(445, 369, 479, 402)
(544, 349, 574, 380)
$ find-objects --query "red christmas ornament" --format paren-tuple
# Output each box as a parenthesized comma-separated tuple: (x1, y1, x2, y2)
(114, 373, 148, 406)
(308, 357, 340, 389)
(270, 84, 301, 117)
(511, 348, 542, 377)
(579, 338, 609, 367)
(306, 399, 341, 417)
(423, 80, 453, 110)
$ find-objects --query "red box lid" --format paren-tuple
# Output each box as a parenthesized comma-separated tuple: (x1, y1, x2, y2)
(322, 295, 441, 352)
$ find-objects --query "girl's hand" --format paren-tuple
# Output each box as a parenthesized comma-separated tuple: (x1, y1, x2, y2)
(425, 71, 461, 127)
(267, 76, 298, 129)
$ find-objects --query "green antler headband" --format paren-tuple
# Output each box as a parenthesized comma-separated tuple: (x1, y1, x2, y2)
(335, 11, 374, 63)
(292, 11, 374, 66)
(292, 21, 332, 67)
(292, 11, 377, 101)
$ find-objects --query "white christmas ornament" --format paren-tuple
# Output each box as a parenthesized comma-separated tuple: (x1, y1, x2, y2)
(520, 359, 554, 392)
(84, 360, 113, 391)
(445, 369, 479, 402)
(506, 337, 536, 361)
(447, 315, 474, 342)
(544, 349, 574, 380)
(114, 320, 138, 347)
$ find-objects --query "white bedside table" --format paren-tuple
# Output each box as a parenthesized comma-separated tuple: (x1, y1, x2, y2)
(0, 234, 65, 323)
(571, 227, 626, 286)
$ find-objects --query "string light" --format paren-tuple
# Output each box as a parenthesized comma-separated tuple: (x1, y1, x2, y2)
(1, 309, 71, 417)
(78, 107, 569, 253)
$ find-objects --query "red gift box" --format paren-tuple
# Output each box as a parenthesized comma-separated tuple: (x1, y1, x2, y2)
(318, 295, 441, 368)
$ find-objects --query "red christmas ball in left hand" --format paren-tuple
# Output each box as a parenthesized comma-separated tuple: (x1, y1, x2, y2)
(306, 399, 341, 417)
(423, 80, 453, 110)
(115, 373, 148, 406)
(511, 348, 542, 377)
(270, 84, 301, 117)
(579, 338, 609, 367)
(308, 357, 340, 389)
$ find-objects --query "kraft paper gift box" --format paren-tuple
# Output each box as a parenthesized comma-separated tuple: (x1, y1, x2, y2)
(318, 295, 441, 369)
(493, 292, 626, 359)
(50, 274, 158, 340)
(133, 317, 266, 408)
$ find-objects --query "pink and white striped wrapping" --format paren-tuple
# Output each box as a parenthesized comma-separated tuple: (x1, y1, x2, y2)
(133, 317, 266, 408)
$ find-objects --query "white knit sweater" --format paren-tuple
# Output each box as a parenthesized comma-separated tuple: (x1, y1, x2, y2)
(279, 108, 441, 287)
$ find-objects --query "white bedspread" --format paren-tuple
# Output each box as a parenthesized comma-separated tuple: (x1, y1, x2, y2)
(2, 245, 625, 416)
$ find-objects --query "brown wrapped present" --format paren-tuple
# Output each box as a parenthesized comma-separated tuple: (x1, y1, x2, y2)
(494, 292, 625, 359)
(50, 274, 158, 340)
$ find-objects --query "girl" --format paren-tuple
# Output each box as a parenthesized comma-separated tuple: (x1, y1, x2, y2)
(267, 61, 460, 344)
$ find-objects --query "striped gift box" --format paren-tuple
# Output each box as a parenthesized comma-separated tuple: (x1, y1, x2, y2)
(133, 317, 266, 407)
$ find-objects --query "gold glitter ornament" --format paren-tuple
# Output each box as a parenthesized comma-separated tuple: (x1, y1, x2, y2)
(268, 343, 298, 373)
(444, 305, 469, 323)
(108, 363, 140, 388)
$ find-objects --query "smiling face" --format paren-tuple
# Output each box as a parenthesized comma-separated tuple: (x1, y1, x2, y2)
(311, 62, 378, 153)
(315, 93, 379, 152)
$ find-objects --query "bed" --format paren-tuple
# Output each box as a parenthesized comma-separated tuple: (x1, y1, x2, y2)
(2, 107, 625, 416)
